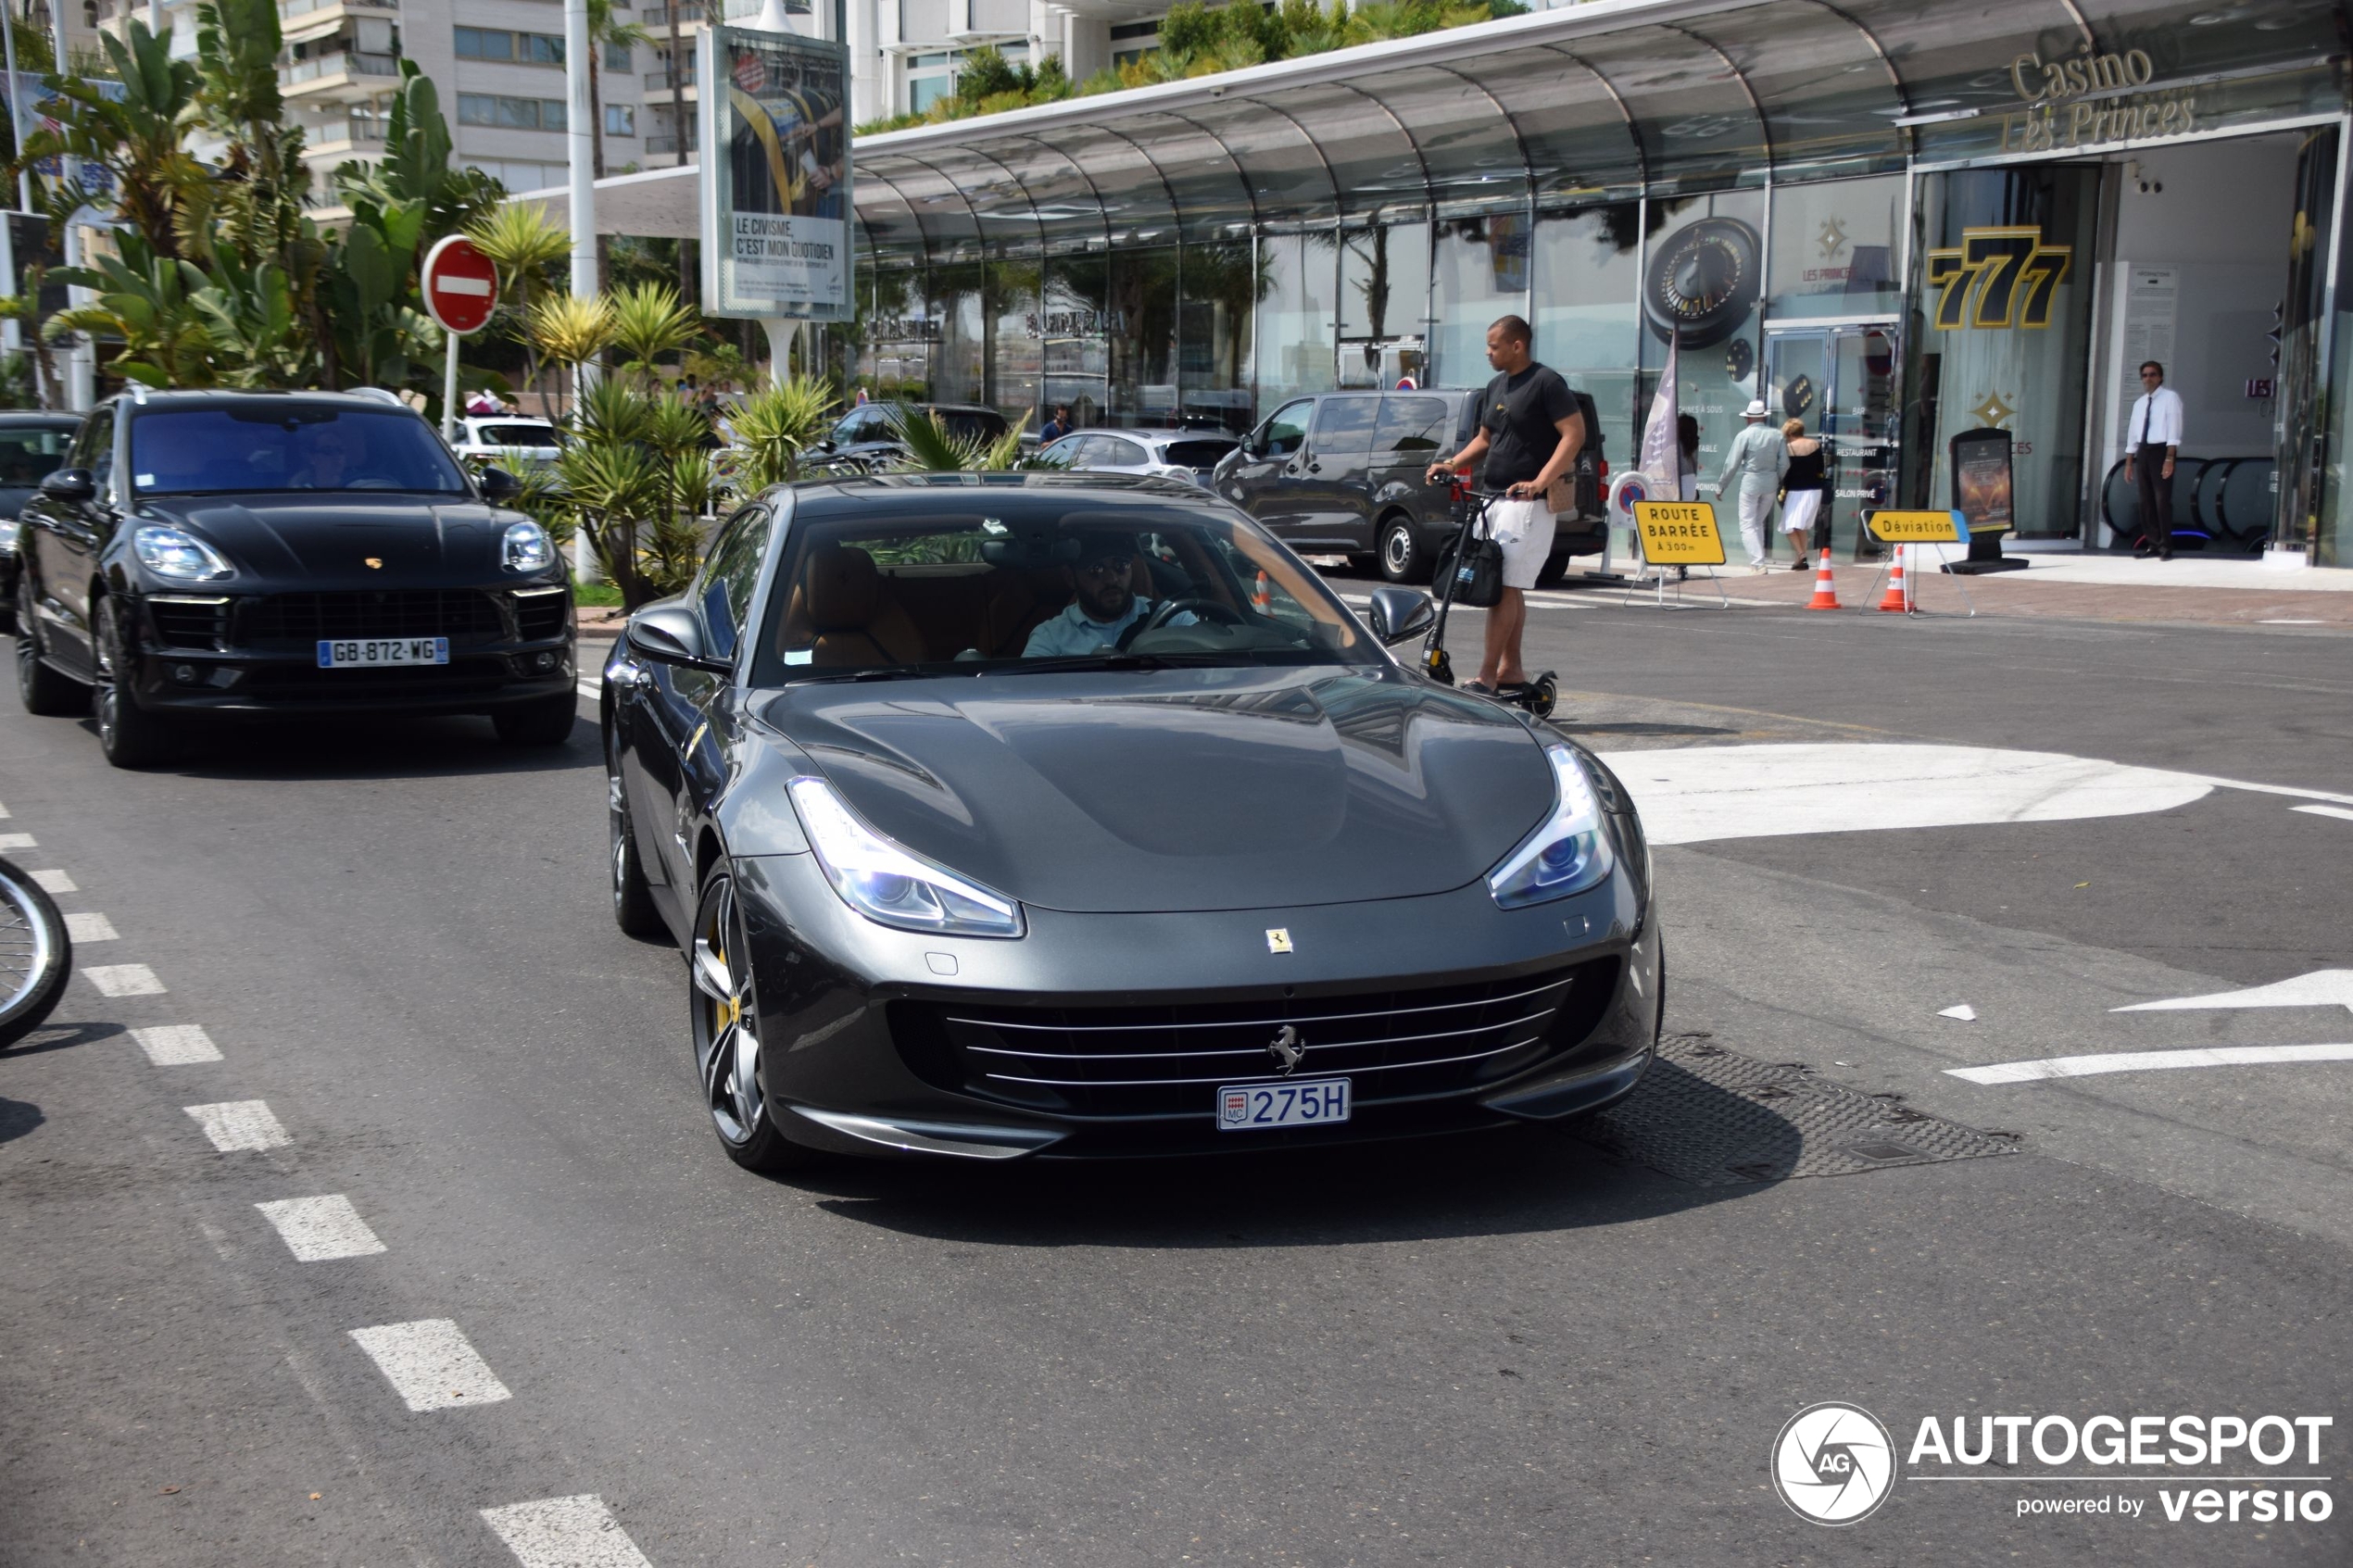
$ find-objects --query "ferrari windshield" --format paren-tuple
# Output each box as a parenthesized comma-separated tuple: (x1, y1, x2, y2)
(752, 500, 1378, 684)
(129, 406, 471, 495)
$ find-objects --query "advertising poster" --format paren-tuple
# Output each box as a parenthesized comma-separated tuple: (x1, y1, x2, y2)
(698, 27, 852, 321)
(1950, 427, 2015, 536)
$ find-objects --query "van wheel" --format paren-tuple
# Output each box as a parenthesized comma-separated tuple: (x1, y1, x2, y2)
(1378, 516, 1427, 583)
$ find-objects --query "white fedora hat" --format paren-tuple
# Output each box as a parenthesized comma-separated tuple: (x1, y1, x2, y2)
(1742, 399, 1769, 420)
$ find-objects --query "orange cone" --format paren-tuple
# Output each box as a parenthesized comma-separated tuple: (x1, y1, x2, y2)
(1252, 570, 1272, 612)
(1876, 544, 1912, 614)
(1805, 547, 1842, 610)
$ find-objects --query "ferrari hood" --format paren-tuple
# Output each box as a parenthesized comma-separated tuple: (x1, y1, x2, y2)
(138, 495, 510, 580)
(755, 668, 1556, 914)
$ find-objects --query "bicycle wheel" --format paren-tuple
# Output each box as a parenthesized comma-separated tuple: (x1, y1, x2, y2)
(0, 857, 71, 1048)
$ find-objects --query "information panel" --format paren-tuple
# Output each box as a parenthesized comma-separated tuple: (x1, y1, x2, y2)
(698, 27, 852, 321)
(1867, 509, 1971, 544)
(1631, 501, 1728, 565)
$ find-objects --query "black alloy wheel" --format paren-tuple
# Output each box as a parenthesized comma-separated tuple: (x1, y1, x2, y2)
(93, 596, 175, 769)
(15, 577, 84, 717)
(608, 736, 665, 938)
(688, 866, 814, 1173)
(1378, 515, 1427, 583)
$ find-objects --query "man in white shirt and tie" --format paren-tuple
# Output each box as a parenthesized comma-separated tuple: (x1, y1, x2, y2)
(2124, 359, 2184, 559)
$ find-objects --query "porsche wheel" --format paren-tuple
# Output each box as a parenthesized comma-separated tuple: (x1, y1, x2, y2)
(94, 596, 176, 769)
(608, 741, 665, 939)
(689, 867, 816, 1173)
(15, 578, 83, 718)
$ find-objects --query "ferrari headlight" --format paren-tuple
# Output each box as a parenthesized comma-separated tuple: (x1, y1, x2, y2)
(787, 775, 1025, 938)
(1488, 744, 1616, 909)
(502, 519, 553, 571)
(132, 524, 232, 582)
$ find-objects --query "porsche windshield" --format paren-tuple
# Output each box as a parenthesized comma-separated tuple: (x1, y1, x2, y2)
(129, 407, 471, 495)
(752, 503, 1379, 684)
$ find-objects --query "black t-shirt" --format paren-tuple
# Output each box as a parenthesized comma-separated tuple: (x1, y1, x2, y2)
(1479, 363, 1578, 490)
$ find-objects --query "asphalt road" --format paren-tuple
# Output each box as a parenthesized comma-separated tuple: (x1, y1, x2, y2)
(3, 597, 2349, 1566)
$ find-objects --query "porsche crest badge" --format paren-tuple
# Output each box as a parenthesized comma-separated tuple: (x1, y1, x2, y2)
(364, 557, 384, 570)
(1265, 928, 1292, 954)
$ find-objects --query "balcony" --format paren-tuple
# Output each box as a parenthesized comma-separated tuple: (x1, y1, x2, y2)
(281, 48, 402, 99)
(646, 130, 698, 156)
(645, 2, 705, 25)
(644, 63, 698, 93)
(304, 115, 391, 156)
(278, 0, 395, 45)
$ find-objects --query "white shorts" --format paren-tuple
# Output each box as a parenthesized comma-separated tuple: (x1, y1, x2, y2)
(1781, 489, 1822, 535)
(1489, 497, 1557, 590)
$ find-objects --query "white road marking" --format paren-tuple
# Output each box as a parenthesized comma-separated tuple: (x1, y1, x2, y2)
(0, 798, 8, 816)
(1949, 1043, 2353, 1085)
(183, 1099, 292, 1151)
(1938, 1003, 1977, 1021)
(480, 1496, 656, 1568)
(347, 1320, 512, 1411)
(256, 1196, 387, 1261)
(132, 1024, 223, 1065)
(575, 680, 600, 699)
(29, 868, 76, 893)
(83, 962, 166, 996)
(2294, 803, 2353, 823)
(1599, 744, 2217, 847)
(0, 832, 34, 850)
(64, 911, 118, 942)
(2113, 969, 2353, 1016)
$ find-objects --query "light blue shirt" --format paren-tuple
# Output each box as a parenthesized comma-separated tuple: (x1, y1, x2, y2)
(1023, 596, 1193, 657)
(1717, 422, 1790, 499)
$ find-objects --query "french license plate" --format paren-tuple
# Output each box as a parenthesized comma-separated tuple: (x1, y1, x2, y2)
(1217, 1077, 1351, 1131)
(317, 637, 449, 669)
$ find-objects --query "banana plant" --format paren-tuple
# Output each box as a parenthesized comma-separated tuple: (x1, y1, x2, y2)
(13, 19, 202, 261)
(44, 233, 217, 388)
(193, 254, 317, 388)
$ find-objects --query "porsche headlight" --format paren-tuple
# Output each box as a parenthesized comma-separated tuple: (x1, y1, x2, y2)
(1488, 744, 1616, 909)
(787, 776, 1025, 938)
(132, 524, 232, 582)
(502, 519, 553, 571)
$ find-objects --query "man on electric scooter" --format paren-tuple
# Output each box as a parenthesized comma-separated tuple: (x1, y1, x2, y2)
(1424, 316, 1584, 698)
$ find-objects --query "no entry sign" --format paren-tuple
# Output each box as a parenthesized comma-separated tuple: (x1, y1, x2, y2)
(421, 235, 498, 335)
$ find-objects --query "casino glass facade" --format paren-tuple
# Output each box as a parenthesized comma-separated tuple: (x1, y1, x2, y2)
(843, 0, 2353, 565)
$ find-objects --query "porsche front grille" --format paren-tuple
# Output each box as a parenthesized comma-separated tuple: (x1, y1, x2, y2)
(242, 590, 507, 644)
(893, 959, 1617, 1118)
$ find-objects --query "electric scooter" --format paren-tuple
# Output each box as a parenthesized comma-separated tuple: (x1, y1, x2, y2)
(1417, 474, 1559, 720)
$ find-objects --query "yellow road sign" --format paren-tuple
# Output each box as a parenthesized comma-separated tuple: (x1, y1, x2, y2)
(1867, 509, 1969, 544)
(1632, 501, 1728, 565)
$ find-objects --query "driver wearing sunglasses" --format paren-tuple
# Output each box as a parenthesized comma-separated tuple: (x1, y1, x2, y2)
(1023, 528, 1196, 657)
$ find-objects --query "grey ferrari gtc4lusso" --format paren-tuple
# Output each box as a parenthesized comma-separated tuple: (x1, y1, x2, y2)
(603, 472, 1661, 1171)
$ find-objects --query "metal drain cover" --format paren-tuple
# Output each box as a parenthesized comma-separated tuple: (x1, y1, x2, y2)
(1577, 1035, 2017, 1185)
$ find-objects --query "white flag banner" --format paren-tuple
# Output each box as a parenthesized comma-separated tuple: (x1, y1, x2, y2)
(1639, 331, 1680, 487)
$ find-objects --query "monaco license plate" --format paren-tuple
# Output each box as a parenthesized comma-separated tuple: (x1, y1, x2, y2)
(317, 637, 449, 669)
(1217, 1077, 1351, 1132)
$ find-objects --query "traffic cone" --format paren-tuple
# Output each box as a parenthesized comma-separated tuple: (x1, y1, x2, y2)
(1805, 547, 1842, 610)
(1252, 570, 1272, 612)
(1876, 544, 1912, 613)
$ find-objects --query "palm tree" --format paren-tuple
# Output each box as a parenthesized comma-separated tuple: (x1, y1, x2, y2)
(609, 282, 699, 380)
(467, 204, 570, 410)
(527, 292, 617, 416)
(585, 0, 651, 182)
(15, 19, 201, 260)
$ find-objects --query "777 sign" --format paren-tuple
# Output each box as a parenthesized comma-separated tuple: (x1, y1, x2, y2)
(1925, 226, 2073, 331)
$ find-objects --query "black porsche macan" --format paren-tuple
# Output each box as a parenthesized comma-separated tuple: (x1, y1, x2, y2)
(606, 472, 1661, 1170)
(13, 388, 576, 766)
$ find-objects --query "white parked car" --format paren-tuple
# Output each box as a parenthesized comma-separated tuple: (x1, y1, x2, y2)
(1038, 427, 1239, 486)
(453, 415, 564, 473)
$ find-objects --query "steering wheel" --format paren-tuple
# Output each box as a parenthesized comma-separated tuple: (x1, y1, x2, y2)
(1116, 596, 1246, 650)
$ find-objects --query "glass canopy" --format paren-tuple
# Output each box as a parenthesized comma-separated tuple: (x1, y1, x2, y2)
(854, 0, 2344, 261)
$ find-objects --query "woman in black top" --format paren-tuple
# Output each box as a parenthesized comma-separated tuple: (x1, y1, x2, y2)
(1779, 419, 1826, 569)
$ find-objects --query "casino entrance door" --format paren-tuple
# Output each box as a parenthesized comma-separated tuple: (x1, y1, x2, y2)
(1763, 323, 1902, 561)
